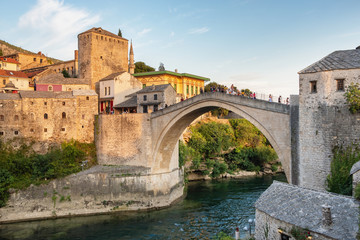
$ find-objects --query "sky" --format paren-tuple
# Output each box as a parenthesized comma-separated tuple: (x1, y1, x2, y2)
(1, 0, 360, 98)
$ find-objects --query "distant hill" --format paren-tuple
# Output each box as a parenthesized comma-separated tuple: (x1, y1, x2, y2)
(0, 39, 63, 64)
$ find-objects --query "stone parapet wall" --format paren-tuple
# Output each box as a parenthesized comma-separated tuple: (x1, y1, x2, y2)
(0, 165, 184, 223)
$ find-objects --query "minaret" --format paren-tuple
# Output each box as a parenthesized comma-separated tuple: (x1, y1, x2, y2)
(129, 40, 135, 74)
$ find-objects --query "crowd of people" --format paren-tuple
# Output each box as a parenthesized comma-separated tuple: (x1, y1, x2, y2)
(205, 83, 290, 104)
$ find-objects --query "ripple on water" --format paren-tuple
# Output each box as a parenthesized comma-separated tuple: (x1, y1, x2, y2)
(0, 174, 287, 240)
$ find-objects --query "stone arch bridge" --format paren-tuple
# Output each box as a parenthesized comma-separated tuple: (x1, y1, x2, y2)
(96, 92, 298, 184)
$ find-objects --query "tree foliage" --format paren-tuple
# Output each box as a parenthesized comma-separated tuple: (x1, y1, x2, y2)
(326, 145, 360, 195)
(134, 61, 155, 73)
(62, 69, 71, 78)
(0, 140, 97, 207)
(204, 82, 227, 92)
(180, 119, 279, 178)
(118, 29, 122, 37)
(345, 82, 360, 114)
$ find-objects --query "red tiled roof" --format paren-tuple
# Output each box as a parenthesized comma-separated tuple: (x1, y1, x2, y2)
(0, 57, 20, 64)
(0, 69, 29, 78)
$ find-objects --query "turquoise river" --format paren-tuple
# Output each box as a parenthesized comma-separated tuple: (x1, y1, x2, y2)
(0, 174, 286, 240)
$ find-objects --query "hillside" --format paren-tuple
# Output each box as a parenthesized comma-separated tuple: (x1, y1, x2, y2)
(0, 39, 62, 64)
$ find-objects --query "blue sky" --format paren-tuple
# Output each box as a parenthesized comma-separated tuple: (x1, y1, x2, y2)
(1, 0, 360, 97)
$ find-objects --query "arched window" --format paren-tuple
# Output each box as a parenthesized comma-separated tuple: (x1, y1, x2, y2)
(14, 115, 19, 121)
(62, 112, 66, 119)
(44, 113, 48, 119)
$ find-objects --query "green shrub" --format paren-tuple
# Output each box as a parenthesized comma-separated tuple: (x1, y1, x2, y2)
(344, 82, 360, 114)
(271, 165, 278, 172)
(0, 139, 97, 207)
(326, 145, 360, 195)
(0, 168, 14, 207)
(355, 184, 360, 200)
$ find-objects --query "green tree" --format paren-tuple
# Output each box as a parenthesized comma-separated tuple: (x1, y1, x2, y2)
(326, 145, 360, 195)
(134, 61, 155, 73)
(344, 82, 360, 114)
(0, 49, 3, 56)
(0, 168, 13, 207)
(118, 29, 122, 37)
(62, 69, 71, 78)
(204, 82, 226, 92)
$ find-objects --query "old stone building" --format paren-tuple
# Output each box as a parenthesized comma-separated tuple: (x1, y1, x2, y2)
(114, 84, 176, 114)
(297, 46, 360, 190)
(0, 90, 98, 150)
(36, 73, 90, 92)
(0, 56, 21, 71)
(133, 70, 209, 101)
(4, 52, 49, 70)
(255, 181, 359, 240)
(98, 71, 141, 114)
(0, 69, 29, 90)
(78, 27, 129, 90)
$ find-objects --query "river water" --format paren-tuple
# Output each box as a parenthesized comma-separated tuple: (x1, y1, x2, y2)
(0, 174, 286, 240)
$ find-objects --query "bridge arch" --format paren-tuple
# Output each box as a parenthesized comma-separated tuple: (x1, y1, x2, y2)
(150, 93, 291, 182)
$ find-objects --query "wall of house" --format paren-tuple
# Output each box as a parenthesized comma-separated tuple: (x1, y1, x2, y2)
(299, 69, 360, 190)
(49, 60, 78, 77)
(255, 210, 331, 240)
(113, 73, 142, 105)
(78, 29, 129, 90)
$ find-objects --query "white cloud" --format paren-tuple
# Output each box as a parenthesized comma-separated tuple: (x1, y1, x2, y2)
(137, 28, 152, 37)
(17, 0, 100, 60)
(188, 27, 209, 35)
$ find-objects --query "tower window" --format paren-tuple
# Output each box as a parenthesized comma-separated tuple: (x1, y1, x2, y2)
(44, 102, 47, 105)
(44, 128, 47, 132)
(14, 130, 19, 135)
(61, 128, 65, 132)
(62, 102, 65, 106)
(336, 79, 345, 91)
(310, 81, 317, 93)
(86, 96, 89, 100)
(62, 112, 66, 119)
(44, 113, 48, 119)
(0, 131, 3, 136)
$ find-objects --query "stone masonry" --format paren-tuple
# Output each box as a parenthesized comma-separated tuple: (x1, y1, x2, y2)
(298, 48, 360, 190)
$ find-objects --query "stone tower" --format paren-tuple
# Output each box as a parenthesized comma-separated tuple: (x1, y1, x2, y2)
(78, 27, 129, 89)
(129, 41, 135, 74)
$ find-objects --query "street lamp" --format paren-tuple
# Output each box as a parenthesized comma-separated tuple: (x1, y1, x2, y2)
(243, 218, 255, 236)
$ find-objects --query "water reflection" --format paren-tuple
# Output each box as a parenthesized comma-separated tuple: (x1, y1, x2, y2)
(0, 174, 286, 240)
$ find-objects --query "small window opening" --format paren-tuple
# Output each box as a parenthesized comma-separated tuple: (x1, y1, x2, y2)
(143, 95, 147, 101)
(61, 128, 65, 132)
(86, 96, 89, 100)
(14, 130, 19, 135)
(310, 81, 317, 93)
(154, 94, 158, 100)
(62, 112, 66, 119)
(336, 79, 345, 91)
(44, 113, 48, 119)
(44, 128, 47, 132)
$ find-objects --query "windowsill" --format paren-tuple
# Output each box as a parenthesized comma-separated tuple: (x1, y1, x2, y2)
(310, 91, 317, 94)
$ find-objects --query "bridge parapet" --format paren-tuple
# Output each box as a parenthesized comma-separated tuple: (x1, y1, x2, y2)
(151, 92, 289, 118)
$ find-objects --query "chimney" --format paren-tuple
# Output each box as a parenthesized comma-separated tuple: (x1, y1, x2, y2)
(175, 69, 178, 73)
(74, 50, 78, 60)
(322, 205, 332, 226)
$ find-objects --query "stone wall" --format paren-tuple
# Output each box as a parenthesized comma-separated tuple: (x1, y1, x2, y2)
(95, 114, 152, 167)
(0, 91, 98, 152)
(78, 29, 129, 90)
(0, 165, 184, 223)
(299, 69, 360, 190)
(255, 210, 332, 240)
